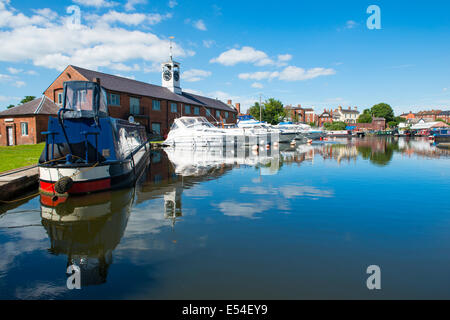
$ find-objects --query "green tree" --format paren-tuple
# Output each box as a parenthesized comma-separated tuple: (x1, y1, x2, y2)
(248, 98, 286, 124)
(248, 102, 264, 121)
(20, 96, 36, 104)
(263, 98, 285, 125)
(6, 104, 15, 109)
(357, 109, 372, 123)
(371, 103, 394, 123)
(324, 121, 347, 130)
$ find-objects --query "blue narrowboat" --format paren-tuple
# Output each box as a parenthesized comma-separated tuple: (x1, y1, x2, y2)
(39, 80, 150, 195)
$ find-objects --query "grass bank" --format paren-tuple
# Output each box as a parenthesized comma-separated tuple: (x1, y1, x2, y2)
(0, 143, 45, 173)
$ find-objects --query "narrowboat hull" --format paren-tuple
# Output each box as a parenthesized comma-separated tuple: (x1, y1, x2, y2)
(39, 143, 150, 195)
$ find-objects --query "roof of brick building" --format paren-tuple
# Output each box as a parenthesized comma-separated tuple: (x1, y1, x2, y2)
(71, 65, 236, 113)
(0, 96, 58, 117)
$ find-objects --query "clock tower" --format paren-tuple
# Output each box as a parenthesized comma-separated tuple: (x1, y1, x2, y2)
(161, 57, 182, 95)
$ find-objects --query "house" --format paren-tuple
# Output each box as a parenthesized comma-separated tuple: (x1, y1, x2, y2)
(317, 109, 333, 127)
(285, 105, 316, 123)
(0, 96, 59, 146)
(415, 110, 442, 121)
(400, 112, 416, 120)
(44, 61, 238, 137)
(437, 110, 450, 123)
(333, 106, 360, 123)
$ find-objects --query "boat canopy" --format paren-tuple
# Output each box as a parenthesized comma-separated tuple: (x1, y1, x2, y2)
(63, 81, 108, 118)
(171, 116, 216, 130)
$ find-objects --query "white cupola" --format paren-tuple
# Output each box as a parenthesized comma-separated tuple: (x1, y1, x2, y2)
(161, 53, 182, 94)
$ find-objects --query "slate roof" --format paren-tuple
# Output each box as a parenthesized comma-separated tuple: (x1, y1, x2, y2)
(71, 65, 237, 113)
(439, 110, 450, 116)
(0, 96, 59, 117)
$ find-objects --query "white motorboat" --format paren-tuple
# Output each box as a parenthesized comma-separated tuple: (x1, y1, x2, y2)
(275, 122, 325, 140)
(163, 116, 271, 148)
(237, 119, 297, 143)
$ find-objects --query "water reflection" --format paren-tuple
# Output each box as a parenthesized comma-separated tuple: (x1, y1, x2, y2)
(0, 137, 448, 299)
(40, 188, 134, 286)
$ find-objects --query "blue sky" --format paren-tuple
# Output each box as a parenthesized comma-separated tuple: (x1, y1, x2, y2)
(0, 0, 449, 114)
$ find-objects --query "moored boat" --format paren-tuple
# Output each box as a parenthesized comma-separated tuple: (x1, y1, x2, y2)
(38, 81, 150, 196)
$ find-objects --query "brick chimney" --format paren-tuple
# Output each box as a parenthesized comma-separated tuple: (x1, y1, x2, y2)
(236, 103, 241, 114)
(227, 99, 232, 105)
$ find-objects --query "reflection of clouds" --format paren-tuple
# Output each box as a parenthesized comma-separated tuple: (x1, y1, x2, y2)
(240, 184, 334, 200)
(214, 200, 272, 219)
(278, 185, 334, 199)
(15, 282, 67, 300)
(239, 186, 277, 195)
(0, 210, 48, 276)
(184, 186, 212, 198)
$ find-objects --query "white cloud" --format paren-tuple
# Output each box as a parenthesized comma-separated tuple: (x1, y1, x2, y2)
(0, 73, 13, 81)
(72, 0, 118, 8)
(239, 71, 278, 81)
(278, 66, 336, 81)
(239, 66, 335, 82)
(194, 19, 207, 31)
(211, 46, 272, 66)
(168, 0, 178, 8)
(0, 3, 192, 71)
(7, 67, 22, 74)
(344, 20, 358, 29)
(182, 69, 212, 82)
(13, 80, 26, 87)
(124, 0, 147, 11)
(202, 40, 215, 48)
(277, 54, 292, 62)
(251, 82, 263, 89)
(86, 10, 172, 27)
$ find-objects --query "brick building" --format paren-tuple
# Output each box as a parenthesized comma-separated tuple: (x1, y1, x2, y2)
(437, 110, 450, 123)
(332, 106, 360, 123)
(0, 96, 59, 146)
(317, 109, 333, 127)
(285, 105, 316, 123)
(44, 63, 238, 137)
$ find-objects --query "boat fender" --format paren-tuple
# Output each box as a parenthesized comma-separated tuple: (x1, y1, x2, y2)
(54, 176, 74, 194)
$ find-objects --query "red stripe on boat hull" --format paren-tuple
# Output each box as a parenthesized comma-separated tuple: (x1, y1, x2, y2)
(40, 178, 112, 195)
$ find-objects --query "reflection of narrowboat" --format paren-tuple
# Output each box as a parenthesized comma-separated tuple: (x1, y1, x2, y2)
(39, 81, 150, 195)
(430, 129, 450, 143)
(40, 188, 133, 286)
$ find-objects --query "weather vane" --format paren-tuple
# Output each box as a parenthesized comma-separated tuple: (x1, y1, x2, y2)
(169, 36, 175, 61)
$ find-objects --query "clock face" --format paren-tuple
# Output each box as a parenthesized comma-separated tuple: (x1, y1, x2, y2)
(173, 70, 179, 82)
(163, 70, 172, 81)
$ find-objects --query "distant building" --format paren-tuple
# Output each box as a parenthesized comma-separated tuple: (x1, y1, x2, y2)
(415, 110, 442, 121)
(0, 96, 59, 146)
(400, 112, 416, 120)
(317, 109, 333, 127)
(437, 110, 450, 123)
(284, 105, 316, 123)
(333, 106, 360, 123)
(352, 117, 386, 131)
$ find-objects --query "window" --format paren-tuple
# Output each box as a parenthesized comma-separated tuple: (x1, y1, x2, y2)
(206, 108, 211, 116)
(130, 97, 140, 115)
(152, 100, 161, 111)
(216, 110, 221, 118)
(151, 122, 161, 135)
(185, 105, 191, 114)
(21, 122, 28, 136)
(194, 106, 200, 115)
(57, 92, 63, 105)
(108, 93, 120, 106)
(170, 103, 177, 113)
(225, 111, 229, 118)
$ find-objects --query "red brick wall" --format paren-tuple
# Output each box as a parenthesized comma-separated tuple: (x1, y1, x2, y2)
(0, 116, 39, 146)
(44, 66, 88, 105)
